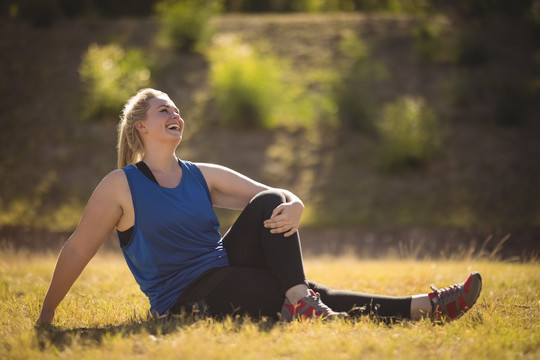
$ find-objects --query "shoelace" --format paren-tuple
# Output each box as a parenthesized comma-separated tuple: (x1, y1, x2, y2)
(430, 284, 460, 301)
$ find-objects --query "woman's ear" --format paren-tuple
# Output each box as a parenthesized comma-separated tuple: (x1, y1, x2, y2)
(135, 121, 147, 134)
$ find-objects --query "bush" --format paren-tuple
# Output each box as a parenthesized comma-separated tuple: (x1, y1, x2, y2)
(79, 43, 151, 120)
(155, 0, 222, 52)
(377, 96, 442, 171)
(208, 35, 315, 129)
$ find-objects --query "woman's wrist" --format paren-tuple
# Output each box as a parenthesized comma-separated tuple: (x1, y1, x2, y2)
(281, 189, 304, 208)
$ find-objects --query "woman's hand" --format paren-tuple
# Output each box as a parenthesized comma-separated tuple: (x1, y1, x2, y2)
(263, 200, 304, 237)
(36, 308, 55, 326)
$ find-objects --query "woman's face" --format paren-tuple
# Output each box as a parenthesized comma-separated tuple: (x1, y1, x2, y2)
(137, 95, 185, 144)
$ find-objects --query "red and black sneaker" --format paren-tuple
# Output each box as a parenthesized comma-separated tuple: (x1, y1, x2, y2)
(429, 272, 482, 321)
(280, 289, 348, 322)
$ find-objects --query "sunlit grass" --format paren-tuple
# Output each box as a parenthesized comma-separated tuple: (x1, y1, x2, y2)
(1, 249, 538, 359)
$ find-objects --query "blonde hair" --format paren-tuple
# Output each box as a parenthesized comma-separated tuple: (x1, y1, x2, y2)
(117, 88, 166, 168)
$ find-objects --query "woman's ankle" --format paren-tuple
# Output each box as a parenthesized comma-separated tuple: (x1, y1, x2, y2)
(285, 284, 310, 304)
(410, 294, 432, 320)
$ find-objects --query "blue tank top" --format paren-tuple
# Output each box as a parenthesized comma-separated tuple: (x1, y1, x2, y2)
(119, 160, 230, 316)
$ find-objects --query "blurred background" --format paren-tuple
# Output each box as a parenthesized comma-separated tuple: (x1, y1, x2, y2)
(0, 0, 539, 258)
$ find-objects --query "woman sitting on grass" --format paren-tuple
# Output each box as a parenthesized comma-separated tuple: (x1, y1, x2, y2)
(37, 88, 482, 324)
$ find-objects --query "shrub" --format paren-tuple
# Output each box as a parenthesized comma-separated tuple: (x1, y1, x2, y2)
(377, 96, 442, 171)
(208, 35, 315, 128)
(79, 43, 151, 120)
(155, 0, 222, 52)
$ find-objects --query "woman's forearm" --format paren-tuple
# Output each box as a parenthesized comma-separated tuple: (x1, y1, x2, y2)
(38, 242, 94, 322)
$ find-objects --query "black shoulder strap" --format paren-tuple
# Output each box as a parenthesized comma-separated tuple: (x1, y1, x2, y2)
(135, 161, 159, 185)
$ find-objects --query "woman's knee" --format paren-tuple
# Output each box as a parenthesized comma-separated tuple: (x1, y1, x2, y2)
(249, 189, 286, 209)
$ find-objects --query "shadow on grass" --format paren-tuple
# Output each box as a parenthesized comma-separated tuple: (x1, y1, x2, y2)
(34, 315, 278, 350)
(34, 317, 178, 350)
(34, 312, 418, 351)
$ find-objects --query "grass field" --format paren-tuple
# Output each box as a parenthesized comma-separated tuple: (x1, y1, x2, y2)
(1, 249, 538, 359)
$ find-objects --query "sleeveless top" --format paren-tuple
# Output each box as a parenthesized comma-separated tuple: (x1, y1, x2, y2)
(119, 160, 230, 316)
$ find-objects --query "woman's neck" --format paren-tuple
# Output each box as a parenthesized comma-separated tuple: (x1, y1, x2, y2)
(141, 152, 179, 173)
(140, 152, 182, 188)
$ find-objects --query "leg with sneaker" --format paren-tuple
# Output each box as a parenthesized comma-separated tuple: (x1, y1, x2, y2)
(308, 272, 482, 322)
(171, 189, 482, 322)
(221, 190, 482, 322)
(305, 281, 411, 321)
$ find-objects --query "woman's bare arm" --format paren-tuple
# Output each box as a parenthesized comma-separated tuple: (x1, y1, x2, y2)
(37, 170, 127, 324)
(197, 163, 269, 210)
(197, 163, 304, 237)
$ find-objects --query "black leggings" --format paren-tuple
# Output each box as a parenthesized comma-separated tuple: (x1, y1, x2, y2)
(171, 190, 411, 320)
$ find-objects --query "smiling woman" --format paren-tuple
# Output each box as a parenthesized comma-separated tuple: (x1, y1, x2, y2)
(116, 89, 182, 169)
(37, 88, 482, 326)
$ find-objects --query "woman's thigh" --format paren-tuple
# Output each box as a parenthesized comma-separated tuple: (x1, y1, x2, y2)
(205, 267, 284, 319)
(222, 190, 286, 268)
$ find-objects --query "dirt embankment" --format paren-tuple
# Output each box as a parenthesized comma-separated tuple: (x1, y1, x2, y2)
(0, 15, 539, 257)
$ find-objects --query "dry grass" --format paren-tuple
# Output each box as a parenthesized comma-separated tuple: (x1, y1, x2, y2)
(1, 248, 538, 359)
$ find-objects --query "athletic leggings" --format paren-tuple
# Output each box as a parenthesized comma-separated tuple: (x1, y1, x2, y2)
(170, 190, 412, 320)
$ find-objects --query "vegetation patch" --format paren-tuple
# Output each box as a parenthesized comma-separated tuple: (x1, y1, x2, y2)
(377, 95, 442, 171)
(155, 0, 222, 52)
(208, 34, 316, 129)
(79, 43, 151, 121)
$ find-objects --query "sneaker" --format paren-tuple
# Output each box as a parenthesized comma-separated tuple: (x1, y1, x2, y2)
(280, 289, 348, 322)
(428, 272, 482, 321)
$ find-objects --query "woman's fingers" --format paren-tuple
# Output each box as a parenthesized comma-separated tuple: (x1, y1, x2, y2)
(270, 204, 285, 219)
(265, 219, 298, 237)
(283, 228, 298, 237)
(264, 202, 302, 236)
(269, 224, 289, 232)
(264, 217, 285, 227)
(264, 216, 292, 231)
